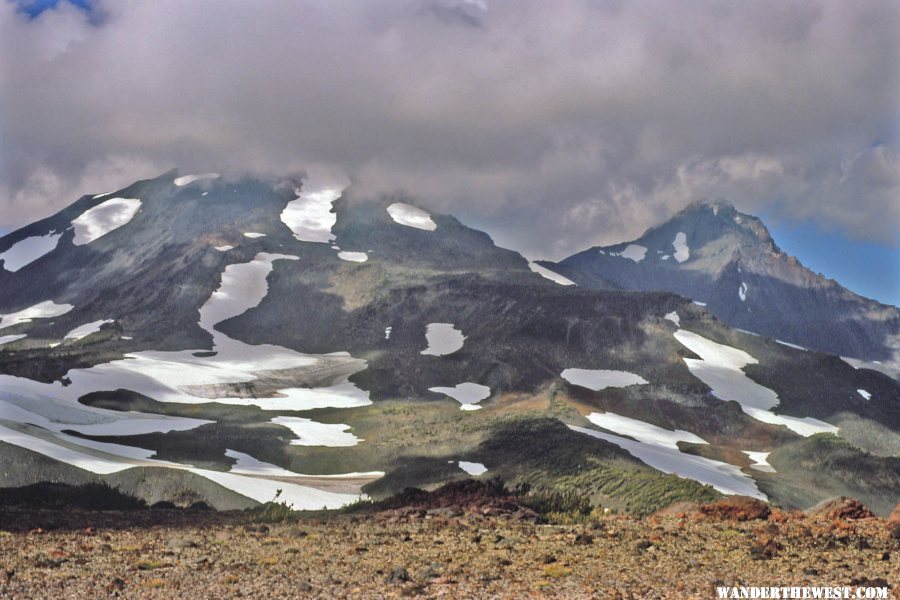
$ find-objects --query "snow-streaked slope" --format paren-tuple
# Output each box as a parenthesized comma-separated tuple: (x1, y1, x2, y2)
(174, 173, 220, 186)
(528, 262, 575, 286)
(571, 412, 765, 499)
(674, 329, 837, 436)
(0, 300, 74, 331)
(421, 323, 465, 356)
(64, 319, 114, 341)
(560, 368, 648, 391)
(428, 383, 490, 411)
(386, 203, 437, 231)
(0, 233, 61, 272)
(72, 198, 141, 245)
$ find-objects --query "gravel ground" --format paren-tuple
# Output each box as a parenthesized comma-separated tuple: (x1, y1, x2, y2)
(1, 505, 898, 599)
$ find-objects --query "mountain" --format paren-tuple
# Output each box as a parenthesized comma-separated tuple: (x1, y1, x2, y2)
(544, 200, 900, 369)
(0, 173, 898, 515)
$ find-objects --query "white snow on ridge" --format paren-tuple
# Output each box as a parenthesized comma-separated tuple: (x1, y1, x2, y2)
(857, 389, 871, 400)
(614, 244, 647, 262)
(0, 233, 61, 272)
(561, 368, 648, 391)
(338, 251, 368, 263)
(571, 412, 765, 499)
(672, 232, 690, 263)
(673, 329, 837, 436)
(0, 300, 73, 331)
(664, 311, 680, 326)
(693, 301, 707, 307)
(528, 262, 575, 286)
(743, 451, 776, 473)
(429, 383, 490, 411)
(64, 319, 114, 341)
(175, 173, 219, 187)
(386, 203, 437, 231)
(458, 461, 488, 476)
(775, 339, 806, 351)
(271, 417, 361, 447)
(72, 198, 141, 245)
(0, 334, 26, 347)
(421, 323, 465, 356)
(174, 173, 220, 186)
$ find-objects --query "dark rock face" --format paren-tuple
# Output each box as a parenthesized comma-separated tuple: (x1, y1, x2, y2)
(548, 200, 900, 363)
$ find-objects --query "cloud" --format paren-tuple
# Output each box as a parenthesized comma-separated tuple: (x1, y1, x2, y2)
(1, 0, 897, 258)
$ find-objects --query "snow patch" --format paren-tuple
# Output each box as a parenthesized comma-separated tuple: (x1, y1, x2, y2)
(0, 233, 61, 272)
(528, 262, 575, 286)
(243, 232, 266, 238)
(174, 173, 219, 186)
(458, 461, 487, 476)
(214, 245, 233, 252)
(421, 323, 465, 356)
(271, 417, 361, 447)
(0, 334, 27, 347)
(693, 301, 707, 307)
(857, 389, 871, 400)
(0, 301, 73, 331)
(384, 327, 392, 340)
(337, 251, 368, 263)
(739, 282, 748, 302)
(72, 198, 141, 245)
(386, 203, 437, 231)
(64, 319, 114, 341)
(571, 412, 765, 499)
(743, 451, 776, 473)
(429, 383, 490, 411)
(664, 311, 680, 326)
(672, 232, 690, 263)
(561, 368, 648, 391)
(281, 182, 344, 243)
(775, 339, 806, 351)
(613, 244, 647, 262)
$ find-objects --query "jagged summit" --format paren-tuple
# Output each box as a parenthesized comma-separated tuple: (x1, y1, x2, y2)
(547, 200, 899, 364)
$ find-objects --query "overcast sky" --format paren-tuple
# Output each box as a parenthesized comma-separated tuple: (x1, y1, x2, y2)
(1, 0, 898, 300)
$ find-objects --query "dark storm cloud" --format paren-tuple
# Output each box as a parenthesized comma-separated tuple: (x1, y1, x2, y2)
(1, 0, 897, 258)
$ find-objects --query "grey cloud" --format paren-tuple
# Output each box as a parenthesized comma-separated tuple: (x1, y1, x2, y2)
(0, 0, 897, 259)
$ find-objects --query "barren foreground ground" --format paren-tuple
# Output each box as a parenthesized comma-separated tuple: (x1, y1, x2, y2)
(1, 500, 898, 599)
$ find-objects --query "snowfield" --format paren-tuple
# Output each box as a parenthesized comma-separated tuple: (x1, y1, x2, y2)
(570, 412, 766, 499)
(0, 300, 74, 331)
(458, 461, 488, 476)
(0, 233, 61, 272)
(421, 323, 465, 356)
(64, 319, 114, 341)
(386, 203, 437, 231)
(672, 232, 690, 262)
(528, 262, 575, 285)
(72, 198, 142, 245)
(673, 329, 837, 436)
(174, 173, 220, 186)
(281, 186, 342, 243)
(429, 383, 490, 410)
(560, 368, 648, 391)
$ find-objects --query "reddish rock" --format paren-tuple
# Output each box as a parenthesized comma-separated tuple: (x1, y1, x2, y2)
(804, 497, 875, 521)
(888, 503, 900, 523)
(699, 496, 771, 521)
